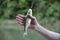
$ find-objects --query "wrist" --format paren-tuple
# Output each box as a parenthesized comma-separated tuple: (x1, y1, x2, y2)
(34, 23, 40, 31)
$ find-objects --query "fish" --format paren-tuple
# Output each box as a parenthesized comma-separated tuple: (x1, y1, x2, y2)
(23, 9, 32, 36)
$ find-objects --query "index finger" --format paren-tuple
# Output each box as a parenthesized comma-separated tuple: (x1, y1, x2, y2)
(16, 14, 26, 18)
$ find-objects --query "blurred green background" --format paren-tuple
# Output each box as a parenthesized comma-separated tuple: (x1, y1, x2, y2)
(0, 0, 60, 40)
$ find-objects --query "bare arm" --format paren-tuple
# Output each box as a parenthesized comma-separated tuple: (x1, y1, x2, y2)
(16, 14, 60, 40)
(34, 24, 60, 40)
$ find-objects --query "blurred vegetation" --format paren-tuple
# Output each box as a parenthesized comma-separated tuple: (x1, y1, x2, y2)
(0, 20, 60, 40)
(0, 0, 60, 40)
(0, 0, 60, 22)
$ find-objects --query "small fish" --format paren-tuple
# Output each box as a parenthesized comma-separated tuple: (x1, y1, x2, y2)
(23, 9, 32, 36)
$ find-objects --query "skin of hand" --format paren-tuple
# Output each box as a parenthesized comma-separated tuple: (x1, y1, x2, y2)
(16, 14, 38, 30)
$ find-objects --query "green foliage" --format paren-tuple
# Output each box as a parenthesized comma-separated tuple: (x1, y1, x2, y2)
(35, 0, 60, 22)
(0, 0, 60, 22)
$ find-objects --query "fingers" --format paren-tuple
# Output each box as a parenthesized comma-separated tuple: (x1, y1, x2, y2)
(16, 18, 24, 23)
(27, 15, 38, 25)
(27, 14, 36, 20)
(16, 14, 26, 19)
(16, 16, 24, 21)
(16, 14, 26, 25)
(16, 18, 24, 25)
(17, 21, 24, 26)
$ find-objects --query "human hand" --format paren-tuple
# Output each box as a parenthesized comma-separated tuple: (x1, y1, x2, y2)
(16, 14, 39, 30)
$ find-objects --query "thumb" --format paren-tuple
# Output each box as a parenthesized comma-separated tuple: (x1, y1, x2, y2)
(27, 15, 36, 20)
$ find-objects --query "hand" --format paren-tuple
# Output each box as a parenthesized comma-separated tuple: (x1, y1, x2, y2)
(16, 14, 39, 30)
(16, 14, 60, 40)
